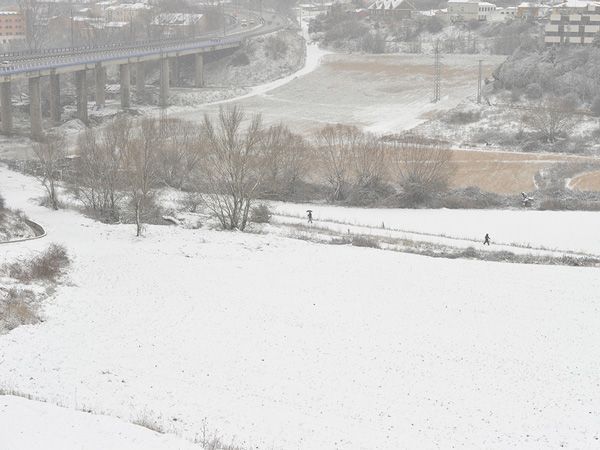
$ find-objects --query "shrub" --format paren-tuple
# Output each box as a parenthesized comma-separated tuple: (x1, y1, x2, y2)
(461, 247, 478, 258)
(264, 35, 288, 60)
(8, 244, 70, 283)
(525, 83, 543, 100)
(179, 191, 204, 213)
(360, 32, 386, 54)
(592, 95, 600, 116)
(0, 288, 38, 332)
(345, 179, 396, 207)
(230, 51, 250, 66)
(445, 110, 481, 125)
(351, 235, 380, 249)
(250, 203, 272, 224)
(0, 192, 5, 224)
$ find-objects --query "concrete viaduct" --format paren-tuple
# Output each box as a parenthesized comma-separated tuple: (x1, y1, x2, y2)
(0, 35, 246, 139)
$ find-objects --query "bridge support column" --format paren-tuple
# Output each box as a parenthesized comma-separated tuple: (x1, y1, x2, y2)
(159, 57, 170, 108)
(95, 63, 105, 108)
(194, 53, 204, 88)
(75, 70, 88, 124)
(49, 72, 61, 125)
(1, 81, 12, 135)
(120, 63, 130, 109)
(135, 61, 145, 102)
(29, 77, 43, 140)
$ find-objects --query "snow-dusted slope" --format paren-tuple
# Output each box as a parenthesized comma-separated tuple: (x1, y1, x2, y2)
(1, 396, 198, 450)
(271, 201, 600, 256)
(1, 166, 599, 449)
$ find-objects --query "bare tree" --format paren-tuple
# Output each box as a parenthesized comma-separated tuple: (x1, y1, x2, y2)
(123, 118, 160, 237)
(393, 136, 454, 206)
(315, 124, 360, 202)
(18, 0, 45, 50)
(156, 118, 201, 190)
(200, 106, 263, 231)
(525, 99, 575, 143)
(260, 124, 310, 199)
(73, 116, 131, 222)
(33, 133, 65, 210)
(351, 133, 387, 188)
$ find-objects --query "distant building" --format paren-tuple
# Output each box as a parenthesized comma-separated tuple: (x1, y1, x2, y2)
(545, 1, 600, 44)
(0, 10, 25, 45)
(447, 0, 496, 22)
(104, 3, 153, 22)
(151, 13, 208, 38)
(368, 0, 416, 18)
(516, 2, 543, 18)
(490, 6, 517, 21)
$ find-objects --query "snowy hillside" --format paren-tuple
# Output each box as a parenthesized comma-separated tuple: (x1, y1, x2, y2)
(1, 166, 600, 449)
(1, 396, 198, 450)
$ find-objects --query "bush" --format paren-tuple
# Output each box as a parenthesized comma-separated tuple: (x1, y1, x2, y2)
(264, 35, 288, 60)
(250, 203, 272, 224)
(360, 32, 386, 54)
(445, 110, 481, 125)
(525, 83, 543, 100)
(7, 244, 70, 283)
(351, 235, 380, 249)
(345, 179, 396, 207)
(592, 95, 600, 116)
(0, 193, 5, 224)
(0, 288, 38, 332)
(230, 51, 250, 66)
(179, 191, 204, 213)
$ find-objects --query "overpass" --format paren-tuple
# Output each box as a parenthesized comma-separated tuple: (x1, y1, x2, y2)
(0, 11, 286, 138)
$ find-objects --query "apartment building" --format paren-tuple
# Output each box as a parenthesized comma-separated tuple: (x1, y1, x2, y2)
(545, 1, 600, 44)
(0, 10, 25, 45)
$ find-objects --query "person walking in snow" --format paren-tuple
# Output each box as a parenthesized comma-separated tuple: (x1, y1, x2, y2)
(307, 210, 313, 224)
(483, 233, 491, 246)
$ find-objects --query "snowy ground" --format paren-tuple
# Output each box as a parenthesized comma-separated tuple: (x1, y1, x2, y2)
(1, 166, 600, 449)
(174, 52, 504, 135)
(0, 209, 36, 243)
(1, 395, 198, 450)
(270, 201, 600, 256)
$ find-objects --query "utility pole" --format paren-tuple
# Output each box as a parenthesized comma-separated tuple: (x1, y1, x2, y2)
(222, 0, 226, 36)
(433, 40, 441, 103)
(70, 7, 74, 48)
(477, 59, 483, 104)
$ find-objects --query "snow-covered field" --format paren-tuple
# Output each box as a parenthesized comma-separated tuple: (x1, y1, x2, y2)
(176, 52, 504, 135)
(1, 166, 600, 449)
(2, 395, 198, 450)
(271, 201, 600, 256)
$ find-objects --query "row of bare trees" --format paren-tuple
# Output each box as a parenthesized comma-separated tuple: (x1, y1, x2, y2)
(34, 107, 454, 235)
(316, 124, 453, 205)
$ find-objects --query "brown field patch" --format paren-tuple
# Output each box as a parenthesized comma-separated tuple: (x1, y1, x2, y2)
(569, 170, 600, 191)
(447, 150, 599, 194)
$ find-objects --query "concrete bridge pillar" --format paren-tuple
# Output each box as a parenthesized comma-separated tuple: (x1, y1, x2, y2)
(29, 77, 43, 139)
(95, 63, 105, 108)
(194, 53, 204, 88)
(120, 63, 130, 109)
(0, 81, 12, 135)
(49, 72, 61, 125)
(135, 61, 145, 103)
(159, 57, 170, 108)
(75, 70, 88, 124)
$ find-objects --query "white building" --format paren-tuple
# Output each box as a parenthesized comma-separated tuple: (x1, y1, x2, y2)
(447, 0, 496, 21)
(490, 6, 517, 21)
(545, 1, 600, 44)
(104, 3, 153, 23)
